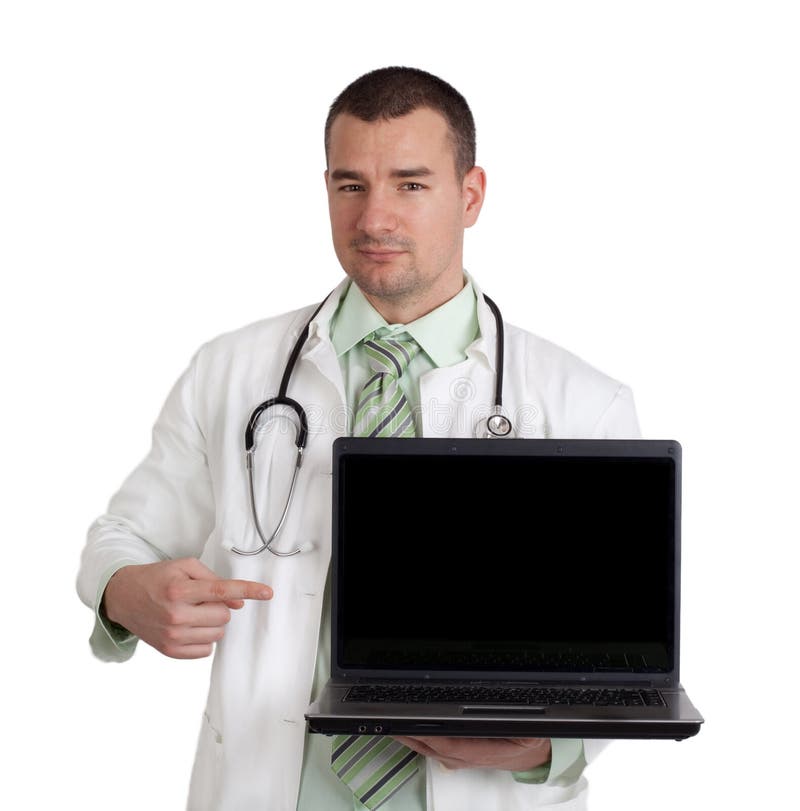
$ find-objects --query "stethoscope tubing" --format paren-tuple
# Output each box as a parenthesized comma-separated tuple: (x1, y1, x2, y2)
(232, 289, 512, 556)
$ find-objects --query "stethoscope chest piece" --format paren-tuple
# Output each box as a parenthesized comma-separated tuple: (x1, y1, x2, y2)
(476, 406, 515, 439)
(487, 411, 513, 438)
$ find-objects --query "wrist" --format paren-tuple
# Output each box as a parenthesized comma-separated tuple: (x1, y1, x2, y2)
(101, 565, 131, 628)
(522, 738, 551, 770)
(511, 739, 552, 783)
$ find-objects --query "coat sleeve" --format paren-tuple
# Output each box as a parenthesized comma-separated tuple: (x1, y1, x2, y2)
(75, 347, 216, 662)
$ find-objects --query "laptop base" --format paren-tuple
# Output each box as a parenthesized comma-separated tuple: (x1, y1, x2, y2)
(305, 685, 704, 741)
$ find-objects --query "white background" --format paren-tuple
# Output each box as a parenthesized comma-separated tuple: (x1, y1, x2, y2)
(2, 1, 798, 808)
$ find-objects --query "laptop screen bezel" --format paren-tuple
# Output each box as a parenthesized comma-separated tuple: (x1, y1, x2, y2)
(330, 437, 682, 689)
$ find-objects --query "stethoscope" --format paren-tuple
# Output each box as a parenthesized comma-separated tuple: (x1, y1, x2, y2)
(232, 290, 513, 557)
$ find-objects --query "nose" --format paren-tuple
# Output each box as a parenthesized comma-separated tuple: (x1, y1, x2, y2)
(355, 190, 398, 236)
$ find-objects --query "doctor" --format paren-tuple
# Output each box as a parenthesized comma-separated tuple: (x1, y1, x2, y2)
(77, 66, 641, 809)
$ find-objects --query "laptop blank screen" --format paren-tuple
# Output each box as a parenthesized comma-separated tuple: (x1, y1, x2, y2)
(335, 444, 677, 675)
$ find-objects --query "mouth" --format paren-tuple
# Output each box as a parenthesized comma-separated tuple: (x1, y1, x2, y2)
(358, 249, 407, 260)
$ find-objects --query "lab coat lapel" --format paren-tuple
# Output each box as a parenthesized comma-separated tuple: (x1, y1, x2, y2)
(294, 278, 349, 417)
(418, 358, 494, 438)
(418, 278, 498, 438)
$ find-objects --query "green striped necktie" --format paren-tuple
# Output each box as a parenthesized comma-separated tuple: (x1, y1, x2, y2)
(332, 735, 422, 809)
(352, 335, 420, 438)
(331, 333, 422, 808)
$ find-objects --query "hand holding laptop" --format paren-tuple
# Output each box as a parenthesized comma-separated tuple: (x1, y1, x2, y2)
(393, 736, 551, 772)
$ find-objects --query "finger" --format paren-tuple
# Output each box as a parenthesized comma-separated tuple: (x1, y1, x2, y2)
(402, 736, 528, 763)
(184, 578, 273, 604)
(190, 602, 234, 627)
(173, 560, 263, 604)
(393, 738, 466, 770)
(174, 557, 218, 580)
(163, 625, 227, 646)
(162, 642, 215, 660)
(506, 737, 550, 750)
(398, 735, 468, 756)
(393, 737, 442, 759)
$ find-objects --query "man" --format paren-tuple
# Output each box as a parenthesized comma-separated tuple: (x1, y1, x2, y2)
(77, 66, 641, 809)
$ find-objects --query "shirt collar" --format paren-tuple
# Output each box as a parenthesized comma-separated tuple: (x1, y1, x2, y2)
(330, 277, 479, 367)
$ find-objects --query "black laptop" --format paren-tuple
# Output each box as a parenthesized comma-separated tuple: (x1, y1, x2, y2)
(305, 437, 704, 740)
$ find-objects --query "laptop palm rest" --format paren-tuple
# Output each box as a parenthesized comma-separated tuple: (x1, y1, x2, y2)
(461, 706, 546, 715)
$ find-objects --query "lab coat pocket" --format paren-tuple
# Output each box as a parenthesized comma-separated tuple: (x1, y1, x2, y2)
(200, 522, 246, 579)
(187, 711, 224, 810)
(239, 409, 303, 549)
(209, 409, 301, 556)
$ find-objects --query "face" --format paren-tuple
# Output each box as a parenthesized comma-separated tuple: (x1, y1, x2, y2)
(325, 107, 485, 322)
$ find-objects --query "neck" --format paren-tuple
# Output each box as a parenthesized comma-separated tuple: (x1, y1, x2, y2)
(360, 269, 466, 325)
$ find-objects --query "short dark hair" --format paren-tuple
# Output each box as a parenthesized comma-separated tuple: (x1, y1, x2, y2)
(324, 66, 476, 181)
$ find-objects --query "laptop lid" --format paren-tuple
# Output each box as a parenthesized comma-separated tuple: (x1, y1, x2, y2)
(331, 437, 682, 690)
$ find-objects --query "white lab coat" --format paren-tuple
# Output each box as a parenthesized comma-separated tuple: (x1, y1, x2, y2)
(78, 276, 641, 810)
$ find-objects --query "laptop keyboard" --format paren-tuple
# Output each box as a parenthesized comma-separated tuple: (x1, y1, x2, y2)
(344, 684, 665, 707)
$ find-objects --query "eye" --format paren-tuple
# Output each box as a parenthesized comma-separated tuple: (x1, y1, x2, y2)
(338, 184, 364, 192)
(400, 182, 425, 191)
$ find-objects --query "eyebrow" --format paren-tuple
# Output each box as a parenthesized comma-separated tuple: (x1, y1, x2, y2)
(330, 167, 434, 181)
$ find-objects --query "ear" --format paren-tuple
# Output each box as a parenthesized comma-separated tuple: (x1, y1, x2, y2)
(462, 166, 486, 228)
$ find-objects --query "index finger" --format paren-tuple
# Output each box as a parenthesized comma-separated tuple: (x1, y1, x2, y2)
(186, 578, 273, 604)
(401, 736, 542, 757)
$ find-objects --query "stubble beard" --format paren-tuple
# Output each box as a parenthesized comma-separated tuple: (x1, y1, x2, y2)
(351, 258, 421, 303)
(343, 236, 458, 315)
(345, 236, 424, 306)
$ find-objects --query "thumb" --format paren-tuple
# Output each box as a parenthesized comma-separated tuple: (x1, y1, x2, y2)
(174, 557, 219, 581)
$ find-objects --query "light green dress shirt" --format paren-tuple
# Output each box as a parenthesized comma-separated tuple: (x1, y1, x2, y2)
(296, 278, 586, 810)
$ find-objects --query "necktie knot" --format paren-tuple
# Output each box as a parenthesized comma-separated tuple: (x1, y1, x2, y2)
(353, 334, 420, 439)
(363, 335, 419, 379)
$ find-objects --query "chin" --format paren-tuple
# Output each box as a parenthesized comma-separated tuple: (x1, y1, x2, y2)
(346, 261, 418, 299)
